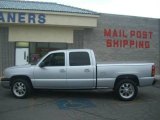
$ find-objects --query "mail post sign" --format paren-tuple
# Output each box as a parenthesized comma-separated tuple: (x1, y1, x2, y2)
(0, 11, 46, 24)
(104, 28, 153, 49)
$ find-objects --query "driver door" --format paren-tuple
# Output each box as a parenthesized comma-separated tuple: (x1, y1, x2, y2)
(33, 52, 67, 89)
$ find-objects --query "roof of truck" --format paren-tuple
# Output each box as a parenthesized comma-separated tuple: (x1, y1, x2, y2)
(48, 49, 93, 53)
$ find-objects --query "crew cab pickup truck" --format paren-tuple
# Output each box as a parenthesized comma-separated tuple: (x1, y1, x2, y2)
(1, 49, 156, 101)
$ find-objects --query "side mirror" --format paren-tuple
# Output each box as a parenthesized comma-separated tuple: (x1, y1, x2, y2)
(39, 62, 45, 68)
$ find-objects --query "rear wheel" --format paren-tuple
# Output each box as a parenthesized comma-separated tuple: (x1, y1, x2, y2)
(114, 79, 138, 101)
(11, 78, 32, 99)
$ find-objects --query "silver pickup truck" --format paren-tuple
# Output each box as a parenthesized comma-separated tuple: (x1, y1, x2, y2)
(1, 49, 156, 101)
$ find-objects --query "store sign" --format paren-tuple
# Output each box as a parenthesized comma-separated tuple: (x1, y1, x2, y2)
(0, 12, 46, 24)
(104, 28, 153, 48)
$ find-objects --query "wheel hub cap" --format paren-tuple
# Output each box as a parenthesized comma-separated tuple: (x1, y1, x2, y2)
(119, 83, 135, 99)
(13, 82, 26, 97)
(18, 86, 23, 91)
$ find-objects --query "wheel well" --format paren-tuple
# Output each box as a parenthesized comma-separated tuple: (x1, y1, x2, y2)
(10, 75, 33, 88)
(114, 75, 139, 88)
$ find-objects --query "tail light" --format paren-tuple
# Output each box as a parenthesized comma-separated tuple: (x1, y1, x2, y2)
(151, 65, 155, 77)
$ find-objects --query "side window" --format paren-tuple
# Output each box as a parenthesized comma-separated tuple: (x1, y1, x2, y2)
(42, 53, 65, 66)
(42, 54, 52, 66)
(69, 52, 91, 66)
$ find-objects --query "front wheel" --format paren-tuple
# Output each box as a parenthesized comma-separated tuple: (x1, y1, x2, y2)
(114, 79, 138, 101)
(11, 78, 32, 99)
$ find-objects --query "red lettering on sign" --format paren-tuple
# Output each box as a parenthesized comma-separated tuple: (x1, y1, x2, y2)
(122, 30, 127, 38)
(106, 39, 112, 47)
(104, 29, 111, 37)
(142, 31, 147, 39)
(123, 40, 128, 47)
(130, 40, 135, 48)
(105, 39, 150, 48)
(148, 32, 153, 39)
(130, 30, 135, 38)
(104, 29, 128, 38)
(145, 41, 150, 48)
(113, 40, 119, 48)
(136, 31, 141, 38)
(104, 28, 152, 49)
(113, 29, 118, 37)
(139, 41, 144, 48)
(130, 30, 153, 39)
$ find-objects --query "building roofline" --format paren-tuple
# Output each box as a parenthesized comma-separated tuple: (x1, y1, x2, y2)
(0, 0, 100, 15)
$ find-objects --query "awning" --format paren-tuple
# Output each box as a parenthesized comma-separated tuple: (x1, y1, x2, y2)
(9, 26, 73, 43)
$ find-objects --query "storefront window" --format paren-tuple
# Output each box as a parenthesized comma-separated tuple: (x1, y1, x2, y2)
(29, 42, 67, 64)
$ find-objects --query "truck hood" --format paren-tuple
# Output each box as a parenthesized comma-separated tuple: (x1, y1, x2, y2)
(7, 64, 33, 69)
(4, 64, 36, 78)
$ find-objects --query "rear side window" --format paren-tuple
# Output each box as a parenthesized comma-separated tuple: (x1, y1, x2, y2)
(69, 52, 90, 66)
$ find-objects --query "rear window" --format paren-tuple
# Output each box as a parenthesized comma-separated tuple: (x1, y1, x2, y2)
(69, 52, 91, 66)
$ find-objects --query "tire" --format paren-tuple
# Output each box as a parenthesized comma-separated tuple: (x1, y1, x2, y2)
(114, 79, 138, 101)
(11, 78, 32, 99)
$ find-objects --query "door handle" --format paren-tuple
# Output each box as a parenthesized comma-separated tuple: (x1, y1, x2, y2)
(60, 69, 66, 72)
(84, 69, 90, 72)
(24, 51, 26, 60)
(27, 56, 29, 62)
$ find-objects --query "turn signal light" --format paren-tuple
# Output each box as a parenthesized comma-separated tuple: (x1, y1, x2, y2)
(151, 65, 155, 77)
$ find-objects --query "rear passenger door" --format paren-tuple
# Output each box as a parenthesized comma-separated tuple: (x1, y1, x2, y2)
(67, 51, 94, 89)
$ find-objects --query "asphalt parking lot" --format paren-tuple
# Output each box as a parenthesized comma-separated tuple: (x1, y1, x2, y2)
(0, 82, 160, 120)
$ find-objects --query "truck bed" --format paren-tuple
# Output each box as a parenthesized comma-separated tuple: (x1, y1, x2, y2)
(96, 63, 154, 88)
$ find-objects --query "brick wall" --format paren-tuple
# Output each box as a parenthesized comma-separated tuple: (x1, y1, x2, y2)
(68, 30, 84, 49)
(0, 27, 15, 76)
